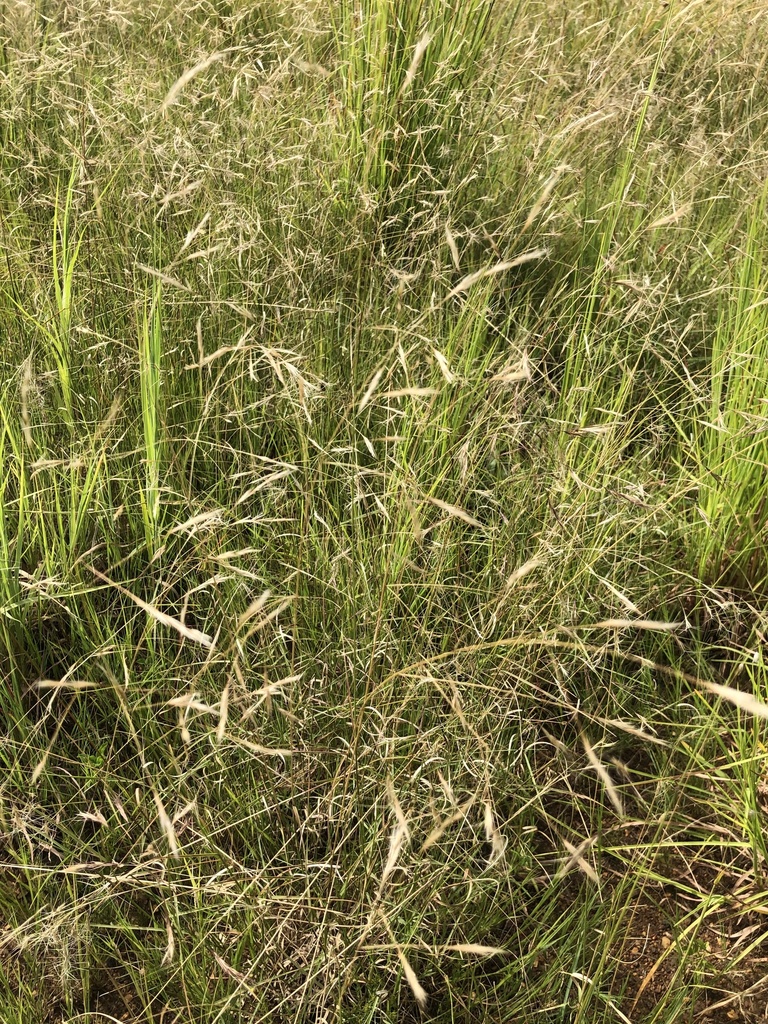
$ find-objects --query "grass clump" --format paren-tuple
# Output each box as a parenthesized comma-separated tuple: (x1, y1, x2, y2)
(2, 1, 768, 1022)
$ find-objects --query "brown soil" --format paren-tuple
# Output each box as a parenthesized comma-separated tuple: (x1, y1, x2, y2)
(615, 897, 768, 1022)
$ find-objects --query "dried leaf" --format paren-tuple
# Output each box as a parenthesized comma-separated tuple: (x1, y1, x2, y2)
(437, 943, 506, 955)
(88, 566, 214, 648)
(522, 165, 570, 232)
(382, 387, 438, 399)
(78, 810, 108, 826)
(490, 354, 531, 384)
(38, 679, 99, 690)
(160, 51, 227, 112)
(647, 202, 693, 230)
(557, 836, 599, 883)
(172, 800, 197, 825)
(504, 556, 544, 590)
(446, 250, 546, 300)
(596, 576, 641, 615)
(136, 264, 191, 292)
(445, 223, 461, 270)
(217, 680, 229, 743)
(433, 348, 456, 383)
(168, 510, 225, 536)
(397, 945, 428, 1007)
(358, 367, 386, 413)
(586, 618, 682, 632)
(582, 735, 624, 818)
(20, 357, 34, 449)
(153, 791, 180, 858)
(241, 597, 293, 642)
(701, 681, 768, 719)
(483, 802, 507, 865)
(166, 693, 218, 714)
(421, 795, 476, 851)
(427, 496, 482, 528)
(161, 916, 175, 965)
(225, 736, 294, 757)
(213, 951, 250, 985)
(398, 31, 433, 98)
(382, 780, 410, 882)
(379, 912, 427, 1008)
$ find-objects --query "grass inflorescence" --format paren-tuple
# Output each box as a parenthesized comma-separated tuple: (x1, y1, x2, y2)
(2, 1, 768, 1021)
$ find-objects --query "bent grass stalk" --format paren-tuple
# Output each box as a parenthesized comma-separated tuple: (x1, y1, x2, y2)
(697, 194, 768, 590)
(50, 159, 82, 431)
(139, 283, 163, 551)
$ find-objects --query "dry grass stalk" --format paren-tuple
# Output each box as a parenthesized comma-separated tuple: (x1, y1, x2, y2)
(581, 734, 624, 818)
(446, 250, 547, 299)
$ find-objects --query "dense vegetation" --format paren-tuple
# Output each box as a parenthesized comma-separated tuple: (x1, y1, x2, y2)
(2, 1, 768, 1021)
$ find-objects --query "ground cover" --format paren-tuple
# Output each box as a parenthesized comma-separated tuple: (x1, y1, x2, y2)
(2, 1, 768, 1021)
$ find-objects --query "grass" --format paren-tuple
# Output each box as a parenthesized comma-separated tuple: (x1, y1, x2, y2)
(1, 0, 768, 1021)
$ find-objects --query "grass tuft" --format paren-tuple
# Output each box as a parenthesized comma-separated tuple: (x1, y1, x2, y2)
(2, 1, 768, 1022)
